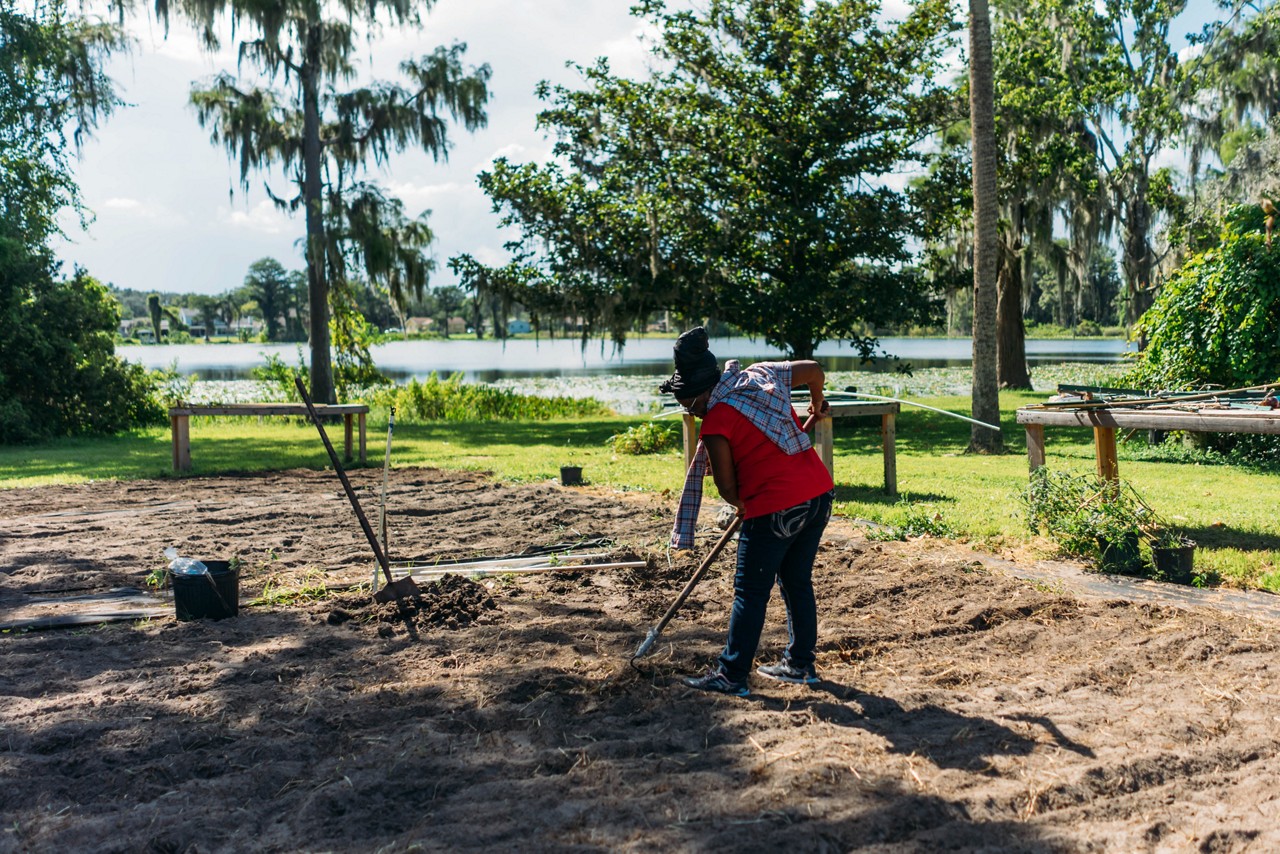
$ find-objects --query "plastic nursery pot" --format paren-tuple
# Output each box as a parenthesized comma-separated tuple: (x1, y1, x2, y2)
(559, 466, 584, 486)
(170, 560, 240, 621)
(1151, 543, 1196, 585)
(1096, 532, 1145, 577)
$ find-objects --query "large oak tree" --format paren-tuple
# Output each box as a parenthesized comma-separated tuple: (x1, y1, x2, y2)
(458, 0, 956, 360)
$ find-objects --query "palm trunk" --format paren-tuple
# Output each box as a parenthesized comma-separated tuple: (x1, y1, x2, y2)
(302, 30, 335, 404)
(997, 203, 1031, 389)
(968, 0, 1003, 452)
(1122, 168, 1154, 331)
(996, 256, 1031, 389)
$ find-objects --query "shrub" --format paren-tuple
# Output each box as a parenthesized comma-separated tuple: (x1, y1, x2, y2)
(1128, 204, 1280, 392)
(0, 252, 164, 442)
(370, 372, 610, 421)
(608, 421, 678, 455)
(865, 499, 958, 541)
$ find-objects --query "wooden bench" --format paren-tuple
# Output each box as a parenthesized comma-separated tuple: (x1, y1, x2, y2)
(169, 404, 369, 472)
(681, 400, 900, 495)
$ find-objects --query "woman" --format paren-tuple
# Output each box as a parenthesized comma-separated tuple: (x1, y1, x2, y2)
(659, 327, 834, 696)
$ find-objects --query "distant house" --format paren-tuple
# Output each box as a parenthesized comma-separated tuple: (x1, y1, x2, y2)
(447, 316, 468, 335)
(507, 319, 532, 335)
(405, 316, 433, 334)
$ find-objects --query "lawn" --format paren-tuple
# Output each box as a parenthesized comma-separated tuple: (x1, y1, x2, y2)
(3, 390, 1278, 590)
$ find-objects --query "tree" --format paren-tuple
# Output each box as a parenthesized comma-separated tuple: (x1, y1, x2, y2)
(146, 293, 162, 340)
(243, 257, 291, 341)
(968, 0, 1002, 453)
(157, 0, 491, 402)
(188, 294, 220, 339)
(1, 1, 162, 440)
(432, 285, 465, 338)
(1128, 204, 1280, 391)
(461, 0, 955, 359)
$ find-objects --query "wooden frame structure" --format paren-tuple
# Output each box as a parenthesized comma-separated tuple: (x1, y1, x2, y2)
(1016, 406, 1280, 484)
(169, 403, 369, 472)
(681, 400, 900, 495)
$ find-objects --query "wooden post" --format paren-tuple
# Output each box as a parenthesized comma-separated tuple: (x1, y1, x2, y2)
(358, 412, 367, 464)
(171, 413, 191, 472)
(343, 414, 354, 462)
(1094, 425, 1119, 489)
(1025, 424, 1046, 471)
(881, 412, 898, 496)
(814, 414, 834, 478)
(682, 414, 698, 473)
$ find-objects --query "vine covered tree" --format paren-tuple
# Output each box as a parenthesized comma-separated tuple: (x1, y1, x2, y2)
(460, 0, 956, 359)
(157, 0, 491, 402)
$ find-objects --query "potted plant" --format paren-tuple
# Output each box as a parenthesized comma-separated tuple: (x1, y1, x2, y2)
(1149, 529, 1196, 584)
(1019, 470, 1150, 577)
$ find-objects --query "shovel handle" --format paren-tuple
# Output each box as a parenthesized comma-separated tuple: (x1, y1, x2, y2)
(294, 375, 394, 588)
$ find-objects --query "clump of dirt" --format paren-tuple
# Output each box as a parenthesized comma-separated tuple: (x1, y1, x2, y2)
(327, 573, 500, 634)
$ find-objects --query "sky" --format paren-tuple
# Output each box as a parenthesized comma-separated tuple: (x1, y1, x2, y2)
(50, 0, 1223, 299)
(51, 0, 666, 296)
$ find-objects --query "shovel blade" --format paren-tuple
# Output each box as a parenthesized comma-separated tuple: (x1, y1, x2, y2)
(373, 576, 421, 605)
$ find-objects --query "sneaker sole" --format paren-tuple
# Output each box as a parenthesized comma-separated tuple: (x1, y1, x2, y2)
(756, 671, 818, 685)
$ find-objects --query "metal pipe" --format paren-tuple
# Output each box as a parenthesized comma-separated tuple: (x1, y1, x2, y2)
(829, 391, 1002, 433)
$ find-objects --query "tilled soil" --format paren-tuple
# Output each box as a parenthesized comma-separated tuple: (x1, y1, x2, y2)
(2, 467, 1280, 852)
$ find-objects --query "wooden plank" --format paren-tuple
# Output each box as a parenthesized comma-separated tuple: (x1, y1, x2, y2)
(1025, 423, 1046, 471)
(172, 413, 191, 472)
(358, 412, 367, 464)
(882, 412, 898, 495)
(682, 414, 698, 473)
(343, 414, 354, 462)
(1094, 426, 1120, 485)
(168, 404, 368, 417)
(1016, 408, 1280, 434)
(814, 414, 834, 478)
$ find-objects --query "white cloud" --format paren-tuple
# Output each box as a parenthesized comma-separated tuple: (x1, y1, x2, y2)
(99, 197, 183, 223)
(219, 200, 293, 235)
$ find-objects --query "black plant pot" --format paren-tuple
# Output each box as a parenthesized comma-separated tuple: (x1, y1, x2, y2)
(1152, 543, 1196, 584)
(1097, 532, 1145, 576)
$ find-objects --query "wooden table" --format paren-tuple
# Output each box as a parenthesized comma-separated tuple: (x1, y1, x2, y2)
(169, 403, 369, 472)
(1016, 405, 1280, 483)
(681, 400, 900, 495)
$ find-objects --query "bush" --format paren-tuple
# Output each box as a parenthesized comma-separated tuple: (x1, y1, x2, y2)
(1128, 204, 1280, 392)
(607, 422, 678, 455)
(0, 246, 164, 442)
(370, 372, 610, 421)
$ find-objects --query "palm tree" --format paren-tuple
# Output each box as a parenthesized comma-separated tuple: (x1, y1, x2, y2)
(156, 0, 490, 402)
(969, 0, 1002, 453)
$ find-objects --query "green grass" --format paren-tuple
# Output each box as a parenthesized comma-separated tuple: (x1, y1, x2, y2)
(3, 391, 1279, 590)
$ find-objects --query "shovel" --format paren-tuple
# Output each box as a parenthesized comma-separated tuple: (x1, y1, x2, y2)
(632, 408, 823, 660)
(293, 376, 420, 605)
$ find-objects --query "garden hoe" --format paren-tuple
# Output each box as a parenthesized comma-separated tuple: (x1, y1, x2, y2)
(294, 376, 421, 606)
(632, 410, 820, 660)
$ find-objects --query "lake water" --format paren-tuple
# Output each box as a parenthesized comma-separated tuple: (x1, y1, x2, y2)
(119, 335, 1133, 382)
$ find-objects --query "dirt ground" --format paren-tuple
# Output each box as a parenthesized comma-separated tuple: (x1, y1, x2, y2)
(3, 466, 1280, 853)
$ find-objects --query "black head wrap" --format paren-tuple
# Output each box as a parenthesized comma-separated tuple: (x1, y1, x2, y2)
(658, 326, 720, 398)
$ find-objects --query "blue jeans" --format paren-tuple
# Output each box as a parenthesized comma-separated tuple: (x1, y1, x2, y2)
(717, 490, 833, 682)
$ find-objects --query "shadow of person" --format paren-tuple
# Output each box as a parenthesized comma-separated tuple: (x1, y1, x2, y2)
(752, 681, 1094, 771)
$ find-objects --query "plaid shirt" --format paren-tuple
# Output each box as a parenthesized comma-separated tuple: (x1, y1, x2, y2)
(670, 360, 812, 549)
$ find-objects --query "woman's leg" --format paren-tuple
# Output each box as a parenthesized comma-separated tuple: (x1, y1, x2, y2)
(774, 491, 832, 669)
(716, 515, 789, 682)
